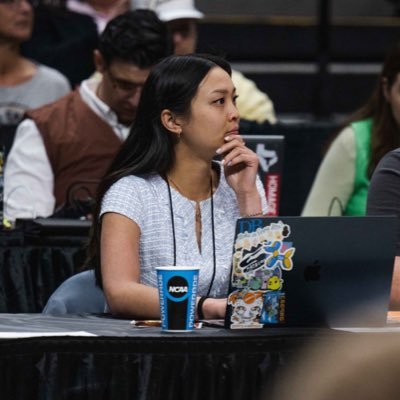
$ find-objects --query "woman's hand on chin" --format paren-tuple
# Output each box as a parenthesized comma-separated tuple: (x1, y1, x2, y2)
(217, 134, 259, 195)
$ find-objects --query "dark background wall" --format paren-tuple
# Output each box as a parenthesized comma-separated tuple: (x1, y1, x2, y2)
(198, 0, 395, 17)
(195, 1, 400, 120)
(193, 1, 400, 213)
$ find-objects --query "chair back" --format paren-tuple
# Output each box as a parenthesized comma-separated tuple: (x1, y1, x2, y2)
(42, 269, 105, 314)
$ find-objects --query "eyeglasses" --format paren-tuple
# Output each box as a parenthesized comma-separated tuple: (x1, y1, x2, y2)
(106, 69, 144, 95)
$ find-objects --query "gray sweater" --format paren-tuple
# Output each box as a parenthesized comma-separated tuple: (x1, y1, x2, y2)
(0, 63, 70, 125)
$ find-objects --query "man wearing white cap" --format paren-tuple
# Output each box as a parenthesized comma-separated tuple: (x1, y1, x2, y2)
(133, 0, 277, 124)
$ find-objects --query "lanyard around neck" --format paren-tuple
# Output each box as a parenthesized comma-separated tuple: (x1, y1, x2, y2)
(165, 176, 216, 297)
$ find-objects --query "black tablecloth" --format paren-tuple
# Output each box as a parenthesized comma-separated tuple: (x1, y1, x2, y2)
(0, 313, 345, 400)
(0, 230, 87, 313)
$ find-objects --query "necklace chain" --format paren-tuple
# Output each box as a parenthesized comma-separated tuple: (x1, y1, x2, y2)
(167, 176, 212, 201)
(165, 175, 217, 297)
(167, 175, 212, 222)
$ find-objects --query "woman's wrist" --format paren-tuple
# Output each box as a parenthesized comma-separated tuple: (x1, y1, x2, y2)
(241, 210, 264, 218)
(235, 186, 259, 199)
(236, 190, 263, 218)
(197, 297, 227, 319)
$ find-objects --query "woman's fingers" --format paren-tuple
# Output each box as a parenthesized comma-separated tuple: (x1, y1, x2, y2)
(216, 135, 246, 156)
(222, 146, 258, 167)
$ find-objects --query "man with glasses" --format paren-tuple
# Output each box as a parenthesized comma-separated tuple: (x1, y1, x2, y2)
(4, 10, 171, 222)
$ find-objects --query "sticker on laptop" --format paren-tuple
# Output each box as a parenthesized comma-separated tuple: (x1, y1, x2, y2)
(227, 220, 295, 329)
(227, 289, 264, 329)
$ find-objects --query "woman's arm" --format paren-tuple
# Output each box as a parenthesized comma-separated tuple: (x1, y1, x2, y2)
(101, 212, 160, 318)
(302, 126, 355, 216)
(101, 212, 227, 319)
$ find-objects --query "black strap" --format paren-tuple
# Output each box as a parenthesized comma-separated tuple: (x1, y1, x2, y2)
(166, 178, 177, 266)
(165, 175, 216, 296)
(197, 296, 208, 320)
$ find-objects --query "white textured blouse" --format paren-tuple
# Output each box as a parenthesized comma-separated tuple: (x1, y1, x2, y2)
(100, 164, 268, 298)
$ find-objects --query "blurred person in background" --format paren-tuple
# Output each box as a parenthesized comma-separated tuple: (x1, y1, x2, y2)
(367, 147, 400, 309)
(4, 10, 171, 222)
(133, 0, 277, 124)
(0, 0, 70, 127)
(302, 43, 400, 216)
(66, 0, 130, 33)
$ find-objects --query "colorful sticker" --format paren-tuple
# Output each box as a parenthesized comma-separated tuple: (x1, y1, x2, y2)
(260, 291, 286, 324)
(227, 289, 264, 329)
(228, 220, 296, 328)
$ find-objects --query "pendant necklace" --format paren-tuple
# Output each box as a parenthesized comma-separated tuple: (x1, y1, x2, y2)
(165, 175, 216, 297)
(167, 176, 205, 223)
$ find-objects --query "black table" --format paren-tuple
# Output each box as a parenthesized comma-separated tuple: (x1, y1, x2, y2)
(0, 313, 371, 400)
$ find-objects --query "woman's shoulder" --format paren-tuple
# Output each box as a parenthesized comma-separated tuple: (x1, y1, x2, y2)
(107, 174, 161, 195)
(331, 125, 356, 151)
(101, 174, 164, 218)
(349, 118, 373, 138)
(34, 64, 70, 90)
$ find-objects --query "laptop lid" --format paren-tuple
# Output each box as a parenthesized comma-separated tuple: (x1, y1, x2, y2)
(225, 216, 396, 329)
(242, 135, 284, 216)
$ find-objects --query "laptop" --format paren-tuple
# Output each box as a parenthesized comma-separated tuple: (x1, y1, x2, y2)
(225, 216, 396, 329)
(242, 135, 284, 216)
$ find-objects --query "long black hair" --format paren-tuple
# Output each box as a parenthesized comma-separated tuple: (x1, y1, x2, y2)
(86, 53, 232, 286)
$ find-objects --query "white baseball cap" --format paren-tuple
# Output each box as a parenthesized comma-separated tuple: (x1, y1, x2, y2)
(133, 0, 204, 22)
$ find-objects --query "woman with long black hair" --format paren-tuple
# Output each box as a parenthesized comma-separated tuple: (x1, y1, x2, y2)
(86, 54, 268, 319)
